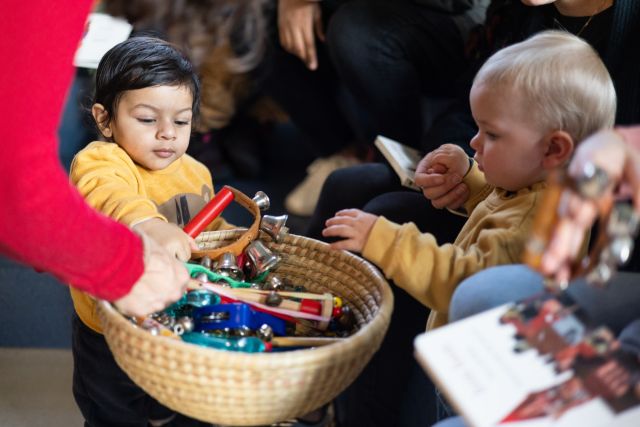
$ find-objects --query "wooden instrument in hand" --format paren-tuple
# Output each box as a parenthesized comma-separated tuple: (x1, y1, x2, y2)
(523, 169, 619, 285)
(188, 185, 262, 259)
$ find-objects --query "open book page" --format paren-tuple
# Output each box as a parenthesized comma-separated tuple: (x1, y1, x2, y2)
(415, 294, 640, 427)
(74, 13, 133, 69)
(374, 135, 424, 191)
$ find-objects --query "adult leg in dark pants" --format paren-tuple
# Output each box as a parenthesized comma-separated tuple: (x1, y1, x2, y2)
(259, 1, 356, 158)
(306, 163, 466, 243)
(326, 0, 469, 148)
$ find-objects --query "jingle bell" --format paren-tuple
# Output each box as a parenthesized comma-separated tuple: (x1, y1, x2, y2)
(585, 262, 613, 287)
(265, 291, 283, 307)
(199, 256, 213, 270)
(173, 316, 194, 335)
(608, 236, 634, 265)
(260, 214, 289, 241)
(245, 240, 281, 277)
(252, 191, 270, 211)
(608, 203, 640, 237)
(263, 275, 284, 291)
(257, 324, 274, 342)
(214, 252, 243, 280)
(195, 272, 209, 283)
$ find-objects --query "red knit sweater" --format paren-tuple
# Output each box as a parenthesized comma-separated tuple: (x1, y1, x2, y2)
(0, 0, 142, 300)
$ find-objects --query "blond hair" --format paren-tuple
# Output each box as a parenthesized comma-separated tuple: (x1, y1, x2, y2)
(474, 30, 616, 143)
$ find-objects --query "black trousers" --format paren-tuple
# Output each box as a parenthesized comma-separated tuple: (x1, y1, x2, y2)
(306, 163, 467, 427)
(260, 0, 469, 156)
(71, 315, 209, 427)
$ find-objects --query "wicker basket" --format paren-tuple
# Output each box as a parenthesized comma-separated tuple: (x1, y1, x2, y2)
(98, 231, 393, 426)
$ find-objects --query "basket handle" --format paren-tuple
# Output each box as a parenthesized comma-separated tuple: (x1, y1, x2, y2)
(190, 185, 261, 260)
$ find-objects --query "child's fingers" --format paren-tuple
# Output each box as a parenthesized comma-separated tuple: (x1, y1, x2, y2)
(329, 238, 361, 252)
(325, 215, 355, 228)
(414, 172, 445, 189)
(333, 208, 361, 217)
(431, 183, 469, 210)
(322, 224, 355, 239)
(429, 163, 448, 174)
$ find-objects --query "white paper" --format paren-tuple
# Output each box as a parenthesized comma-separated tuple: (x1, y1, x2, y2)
(74, 13, 133, 69)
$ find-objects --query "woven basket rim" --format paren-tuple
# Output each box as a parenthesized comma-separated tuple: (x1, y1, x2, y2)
(99, 233, 393, 363)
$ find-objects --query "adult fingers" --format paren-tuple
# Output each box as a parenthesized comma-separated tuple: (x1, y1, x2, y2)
(301, 21, 317, 70)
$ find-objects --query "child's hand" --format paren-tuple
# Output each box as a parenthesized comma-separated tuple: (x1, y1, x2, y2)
(322, 209, 378, 253)
(414, 144, 470, 209)
(133, 218, 198, 262)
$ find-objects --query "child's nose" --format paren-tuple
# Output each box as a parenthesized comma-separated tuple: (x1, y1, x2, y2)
(158, 121, 176, 140)
(470, 133, 482, 153)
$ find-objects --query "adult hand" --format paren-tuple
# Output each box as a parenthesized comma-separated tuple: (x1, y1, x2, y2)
(278, 0, 325, 70)
(322, 209, 378, 253)
(133, 218, 197, 262)
(113, 233, 189, 317)
(414, 144, 470, 209)
(540, 129, 640, 281)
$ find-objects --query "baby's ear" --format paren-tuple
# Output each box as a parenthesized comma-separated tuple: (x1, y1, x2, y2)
(91, 104, 112, 138)
(542, 130, 574, 169)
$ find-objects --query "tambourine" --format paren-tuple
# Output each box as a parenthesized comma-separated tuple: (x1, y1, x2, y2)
(523, 166, 640, 289)
(186, 185, 262, 260)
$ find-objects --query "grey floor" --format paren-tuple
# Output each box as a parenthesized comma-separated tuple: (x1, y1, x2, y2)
(0, 348, 83, 427)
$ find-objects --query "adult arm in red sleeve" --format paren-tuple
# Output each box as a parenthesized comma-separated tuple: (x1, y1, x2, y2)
(0, 0, 142, 301)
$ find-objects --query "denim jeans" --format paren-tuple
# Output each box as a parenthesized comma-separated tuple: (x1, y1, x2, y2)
(449, 265, 640, 335)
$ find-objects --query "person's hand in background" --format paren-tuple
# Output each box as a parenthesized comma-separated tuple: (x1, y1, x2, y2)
(414, 143, 470, 209)
(541, 128, 640, 281)
(113, 233, 189, 316)
(278, 0, 325, 70)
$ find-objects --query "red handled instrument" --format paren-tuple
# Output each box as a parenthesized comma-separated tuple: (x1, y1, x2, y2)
(183, 187, 234, 238)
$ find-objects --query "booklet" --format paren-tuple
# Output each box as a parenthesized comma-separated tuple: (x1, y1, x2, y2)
(414, 293, 640, 427)
(374, 135, 424, 191)
(74, 13, 133, 69)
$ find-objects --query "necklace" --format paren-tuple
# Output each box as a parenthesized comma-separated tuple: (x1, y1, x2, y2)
(552, 0, 609, 38)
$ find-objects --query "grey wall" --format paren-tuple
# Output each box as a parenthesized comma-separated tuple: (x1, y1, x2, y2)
(0, 257, 74, 348)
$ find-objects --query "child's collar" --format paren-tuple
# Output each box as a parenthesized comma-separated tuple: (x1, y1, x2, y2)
(497, 181, 548, 198)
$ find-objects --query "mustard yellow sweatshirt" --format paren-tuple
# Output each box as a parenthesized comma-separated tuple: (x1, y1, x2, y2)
(362, 162, 546, 330)
(69, 141, 230, 333)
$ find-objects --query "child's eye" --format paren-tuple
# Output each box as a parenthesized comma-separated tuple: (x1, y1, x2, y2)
(137, 118, 156, 124)
(175, 120, 191, 126)
(485, 132, 499, 140)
